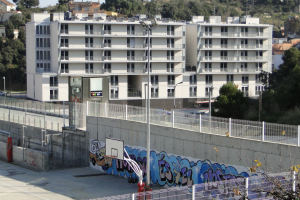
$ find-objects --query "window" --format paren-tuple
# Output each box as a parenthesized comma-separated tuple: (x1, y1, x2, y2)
(167, 25, 174, 35)
(127, 63, 134, 73)
(241, 39, 248, 47)
(240, 63, 247, 72)
(256, 51, 263, 57)
(85, 63, 93, 73)
(205, 63, 212, 72)
(40, 26, 42, 34)
(61, 64, 69, 73)
(256, 63, 263, 71)
(85, 24, 93, 34)
(127, 50, 135, 60)
(220, 51, 227, 58)
(104, 25, 111, 34)
(167, 63, 174, 72)
(227, 75, 234, 83)
(104, 38, 111, 47)
(127, 25, 135, 35)
(47, 51, 50, 60)
(94, 8, 98, 12)
(50, 77, 58, 87)
(255, 86, 264, 95)
(220, 63, 227, 72)
(204, 39, 212, 48)
(145, 63, 152, 72)
(104, 63, 111, 73)
(44, 26, 47, 35)
(167, 50, 174, 60)
(256, 75, 262, 83)
(61, 24, 68, 34)
(85, 51, 93, 60)
(168, 75, 175, 85)
(151, 75, 158, 85)
(111, 76, 118, 86)
(85, 38, 94, 47)
(241, 51, 248, 57)
(84, 7, 89, 11)
(242, 87, 249, 97)
(205, 51, 212, 60)
(61, 38, 69, 47)
(205, 26, 212, 35)
(167, 89, 174, 97)
(190, 86, 197, 97)
(221, 27, 228, 33)
(36, 25, 39, 34)
(221, 39, 227, 48)
(104, 51, 111, 60)
(205, 75, 212, 84)
(205, 87, 212, 97)
(242, 75, 249, 84)
(61, 51, 68, 60)
(50, 89, 58, 100)
(44, 63, 50, 72)
(190, 75, 197, 85)
(40, 51, 43, 60)
(36, 38, 39, 47)
(167, 38, 174, 48)
(151, 87, 158, 98)
(110, 88, 118, 99)
(47, 26, 50, 34)
(145, 38, 152, 47)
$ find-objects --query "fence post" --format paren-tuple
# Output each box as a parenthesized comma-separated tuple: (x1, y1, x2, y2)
(293, 170, 297, 193)
(298, 125, 300, 146)
(105, 103, 107, 117)
(229, 118, 232, 137)
(172, 110, 175, 128)
(86, 101, 89, 116)
(192, 185, 195, 200)
(125, 104, 128, 120)
(199, 114, 201, 132)
(63, 101, 65, 127)
(131, 193, 135, 200)
(262, 121, 265, 141)
(245, 177, 249, 197)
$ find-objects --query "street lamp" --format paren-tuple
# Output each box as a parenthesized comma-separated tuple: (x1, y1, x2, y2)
(3, 77, 5, 93)
(139, 19, 158, 187)
(174, 81, 183, 108)
(208, 86, 215, 133)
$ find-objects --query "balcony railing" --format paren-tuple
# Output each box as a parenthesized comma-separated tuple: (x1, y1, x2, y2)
(206, 80, 213, 84)
(50, 82, 58, 87)
(168, 80, 175, 85)
(85, 30, 94, 34)
(200, 32, 268, 37)
(200, 56, 267, 61)
(103, 56, 111, 60)
(239, 45, 269, 49)
(242, 80, 249, 84)
(103, 30, 111, 35)
(190, 81, 197, 85)
(127, 44, 145, 48)
(200, 68, 258, 73)
(190, 92, 197, 97)
(150, 31, 185, 37)
(111, 93, 118, 99)
(61, 56, 69, 60)
(61, 43, 69, 47)
(85, 56, 93, 60)
(128, 89, 141, 97)
(168, 92, 174, 97)
(60, 69, 103, 74)
(85, 43, 93, 47)
(50, 94, 58, 100)
(127, 30, 135, 35)
(151, 93, 158, 98)
(103, 43, 112, 47)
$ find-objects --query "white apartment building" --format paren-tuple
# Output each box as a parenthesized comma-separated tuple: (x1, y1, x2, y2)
(26, 12, 188, 108)
(26, 13, 272, 109)
(186, 16, 272, 99)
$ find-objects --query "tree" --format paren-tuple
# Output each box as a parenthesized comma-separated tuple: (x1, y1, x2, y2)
(289, 18, 300, 35)
(9, 14, 25, 29)
(18, 28, 25, 44)
(18, 0, 39, 8)
(213, 82, 249, 119)
(5, 21, 14, 40)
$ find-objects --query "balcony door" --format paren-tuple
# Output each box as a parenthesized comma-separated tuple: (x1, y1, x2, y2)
(167, 38, 174, 48)
(127, 51, 135, 60)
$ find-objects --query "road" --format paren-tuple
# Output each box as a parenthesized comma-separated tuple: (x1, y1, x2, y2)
(0, 160, 149, 200)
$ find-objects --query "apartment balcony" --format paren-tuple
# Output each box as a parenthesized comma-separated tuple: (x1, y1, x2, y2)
(62, 44, 102, 49)
(151, 93, 158, 98)
(199, 44, 237, 49)
(36, 68, 52, 73)
(190, 92, 197, 97)
(127, 89, 142, 97)
(111, 93, 118, 99)
(199, 32, 269, 38)
(238, 44, 270, 49)
(168, 92, 174, 97)
(150, 31, 185, 37)
(60, 69, 103, 75)
(149, 56, 185, 61)
(199, 68, 259, 73)
(199, 56, 268, 62)
(239, 56, 267, 61)
(199, 56, 238, 61)
(50, 94, 58, 100)
(127, 56, 146, 61)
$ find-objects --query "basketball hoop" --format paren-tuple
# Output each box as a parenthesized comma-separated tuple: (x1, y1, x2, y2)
(104, 155, 116, 167)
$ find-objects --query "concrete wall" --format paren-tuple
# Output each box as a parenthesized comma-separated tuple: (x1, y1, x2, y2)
(0, 141, 48, 171)
(87, 116, 300, 186)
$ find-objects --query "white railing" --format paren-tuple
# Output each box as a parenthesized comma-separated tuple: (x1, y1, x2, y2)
(87, 102, 300, 146)
(200, 32, 268, 38)
(150, 31, 185, 36)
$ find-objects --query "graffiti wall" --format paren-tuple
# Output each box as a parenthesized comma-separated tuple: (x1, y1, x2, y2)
(90, 139, 251, 186)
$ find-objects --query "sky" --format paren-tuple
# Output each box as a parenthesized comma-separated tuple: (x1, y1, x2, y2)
(7, 0, 106, 9)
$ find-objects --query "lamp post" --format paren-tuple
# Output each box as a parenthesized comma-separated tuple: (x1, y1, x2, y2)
(208, 86, 214, 133)
(140, 19, 158, 186)
(3, 77, 5, 94)
(174, 81, 183, 109)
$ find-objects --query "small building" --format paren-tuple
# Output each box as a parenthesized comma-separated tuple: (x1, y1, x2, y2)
(0, 27, 5, 37)
(104, 11, 118, 17)
(0, 0, 16, 11)
(68, 1, 102, 19)
(0, 11, 22, 23)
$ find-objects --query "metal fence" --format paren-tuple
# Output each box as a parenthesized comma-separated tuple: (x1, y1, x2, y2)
(95, 172, 296, 200)
(87, 102, 300, 147)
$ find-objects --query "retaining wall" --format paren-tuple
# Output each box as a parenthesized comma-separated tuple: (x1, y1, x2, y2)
(87, 116, 300, 186)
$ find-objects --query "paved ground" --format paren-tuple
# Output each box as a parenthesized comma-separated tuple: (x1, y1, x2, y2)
(0, 160, 153, 200)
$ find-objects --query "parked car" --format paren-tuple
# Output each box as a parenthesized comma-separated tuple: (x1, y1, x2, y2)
(0, 91, 8, 96)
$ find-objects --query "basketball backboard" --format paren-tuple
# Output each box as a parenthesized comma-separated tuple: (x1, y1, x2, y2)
(105, 138, 124, 160)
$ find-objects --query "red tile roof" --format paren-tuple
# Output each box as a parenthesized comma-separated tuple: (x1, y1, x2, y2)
(0, 0, 15, 6)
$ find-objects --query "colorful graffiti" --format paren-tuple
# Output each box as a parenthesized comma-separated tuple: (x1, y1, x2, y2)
(90, 139, 250, 187)
(29, 151, 38, 167)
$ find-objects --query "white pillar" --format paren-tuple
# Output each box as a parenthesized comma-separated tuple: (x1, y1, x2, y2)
(192, 185, 196, 200)
(199, 114, 201, 132)
(245, 177, 249, 197)
(131, 193, 135, 200)
(125, 104, 128, 120)
(262, 121, 265, 141)
(298, 125, 300, 146)
(86, 101, 89, 116)
(293, 170, 297, 192)
(229, 118, 232, 137)
(172, 110, 175, 128)
(105, 103, 107, 117)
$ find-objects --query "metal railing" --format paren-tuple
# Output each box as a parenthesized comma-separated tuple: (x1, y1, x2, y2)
(97, 172, 295, 200)
(87, 102, 300, 146)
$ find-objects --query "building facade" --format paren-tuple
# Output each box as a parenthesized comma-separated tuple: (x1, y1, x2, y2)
(26, 13, 272, 109)
(186, 16, 272, 98)
(0, 0, 15, 11)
